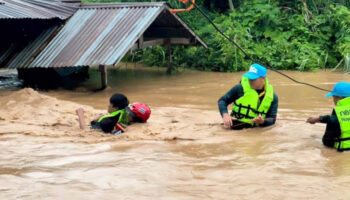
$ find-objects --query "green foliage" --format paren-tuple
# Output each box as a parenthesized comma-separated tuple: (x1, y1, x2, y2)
(86, 0, 350, 72)
(330, 5, 350, 56)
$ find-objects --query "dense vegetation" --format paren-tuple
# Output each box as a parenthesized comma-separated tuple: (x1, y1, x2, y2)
(85, 0, 350, 72)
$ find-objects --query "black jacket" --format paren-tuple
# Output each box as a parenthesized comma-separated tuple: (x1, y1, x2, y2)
(320, 110, 341, 148)
(90, 113, 121, 133)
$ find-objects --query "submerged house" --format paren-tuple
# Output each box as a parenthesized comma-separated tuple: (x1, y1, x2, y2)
(0, 0, 207, 89)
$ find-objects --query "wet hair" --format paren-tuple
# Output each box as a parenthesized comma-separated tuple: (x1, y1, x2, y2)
(109, 93, 129, 109)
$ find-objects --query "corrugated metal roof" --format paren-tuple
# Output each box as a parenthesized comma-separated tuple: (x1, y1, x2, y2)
(28, 3, 166, 68)
(81, 2, 166, 8)
(0, 44, 16, 64)
(7, 24, 59, 69)
(0, 0, 80, 19)
(11, 2, 206, 69)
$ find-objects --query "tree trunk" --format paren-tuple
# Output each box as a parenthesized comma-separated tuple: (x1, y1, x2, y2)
(228, 0, 234, 11)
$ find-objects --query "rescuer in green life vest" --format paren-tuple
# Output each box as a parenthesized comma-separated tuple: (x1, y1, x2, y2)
(307, 82, 350, 152)
(218, 63, 279, 130)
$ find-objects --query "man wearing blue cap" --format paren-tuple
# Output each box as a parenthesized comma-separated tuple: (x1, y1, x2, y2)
(307, 82, 350, 151)
(218, 63, 279, 129)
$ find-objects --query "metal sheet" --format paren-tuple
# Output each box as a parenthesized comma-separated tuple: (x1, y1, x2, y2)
(0, 0, 80, 19)
(29, 3, 164, 68)
(7, 25, 58, 69)
(7, 2, 207, 69)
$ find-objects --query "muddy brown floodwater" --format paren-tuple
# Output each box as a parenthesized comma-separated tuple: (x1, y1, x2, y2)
(0, 65, 350, 199)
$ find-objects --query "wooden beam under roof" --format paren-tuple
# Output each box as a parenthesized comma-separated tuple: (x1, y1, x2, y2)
(131, 38, 192, 50)
(143, 27, 190, 38)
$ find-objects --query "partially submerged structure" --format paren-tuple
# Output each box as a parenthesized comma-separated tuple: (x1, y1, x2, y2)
(0, 0, 206, 89)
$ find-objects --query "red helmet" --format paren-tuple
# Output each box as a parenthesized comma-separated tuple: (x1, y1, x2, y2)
(129, 102, 151, 122)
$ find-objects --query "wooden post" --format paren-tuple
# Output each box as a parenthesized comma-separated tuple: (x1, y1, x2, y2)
(138, 35, 144, 49)
(99, 64, 107, 90)
(165, 39, 172, 75)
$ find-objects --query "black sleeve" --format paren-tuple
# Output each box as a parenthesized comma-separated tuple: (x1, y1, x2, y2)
(262, 93, 279, 127)
(218, 84, 243, 116)
(320, 113, 341, 148)
(90, 120, 101, 129)
(99, 114, 120, 133)
(319, 114, 337, 124)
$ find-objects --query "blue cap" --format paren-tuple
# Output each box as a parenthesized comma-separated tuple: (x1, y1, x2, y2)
(325, 82, 350, 97)
(243, 63, 267, 80)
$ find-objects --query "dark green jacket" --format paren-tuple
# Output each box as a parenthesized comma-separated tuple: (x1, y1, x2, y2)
(320, 110, 341, 148)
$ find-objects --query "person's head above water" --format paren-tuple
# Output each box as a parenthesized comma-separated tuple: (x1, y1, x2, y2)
(243, 63, 267, 90)
(325, 82, 350, 105)
(108, 93, 129, 113)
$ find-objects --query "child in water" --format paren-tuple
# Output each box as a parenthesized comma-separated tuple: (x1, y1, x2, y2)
(76, 93, 151, 134)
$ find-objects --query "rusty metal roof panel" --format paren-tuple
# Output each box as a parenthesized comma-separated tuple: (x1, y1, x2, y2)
(81, 2, 166, 9)
(29, 4, 164, 68)
(0, 0, 80, 19)
(7, 24, 58, 68)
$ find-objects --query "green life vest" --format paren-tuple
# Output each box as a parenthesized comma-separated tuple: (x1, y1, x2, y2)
(232, 76, 274, 125)
(334, 97, 350, 151)
(97, 109, 129, 125)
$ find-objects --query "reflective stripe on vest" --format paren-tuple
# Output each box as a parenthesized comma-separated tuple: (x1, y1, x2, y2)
(334, 97, 350, 151)
(97, 109, 129, 125)
(232, 76, 274, 125)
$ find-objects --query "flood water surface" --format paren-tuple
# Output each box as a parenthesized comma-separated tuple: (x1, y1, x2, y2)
(0, 66, 350, 199)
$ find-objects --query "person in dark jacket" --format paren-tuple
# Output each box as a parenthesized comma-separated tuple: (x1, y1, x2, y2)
(218, 63, 279, 130)
(76, 94, 151, 134)
(307, 82, 350, 151)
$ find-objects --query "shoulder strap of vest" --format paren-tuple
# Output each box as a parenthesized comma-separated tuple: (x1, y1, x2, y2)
(337, 97, 350, 107)
(241, 77, 253, 93)
(257, 79, 274, 110)
(97, 110, 124, 123)
(263, 78, 274, 99)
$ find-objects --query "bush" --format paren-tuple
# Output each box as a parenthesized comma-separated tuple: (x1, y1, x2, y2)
(87, 0, 350, 72)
